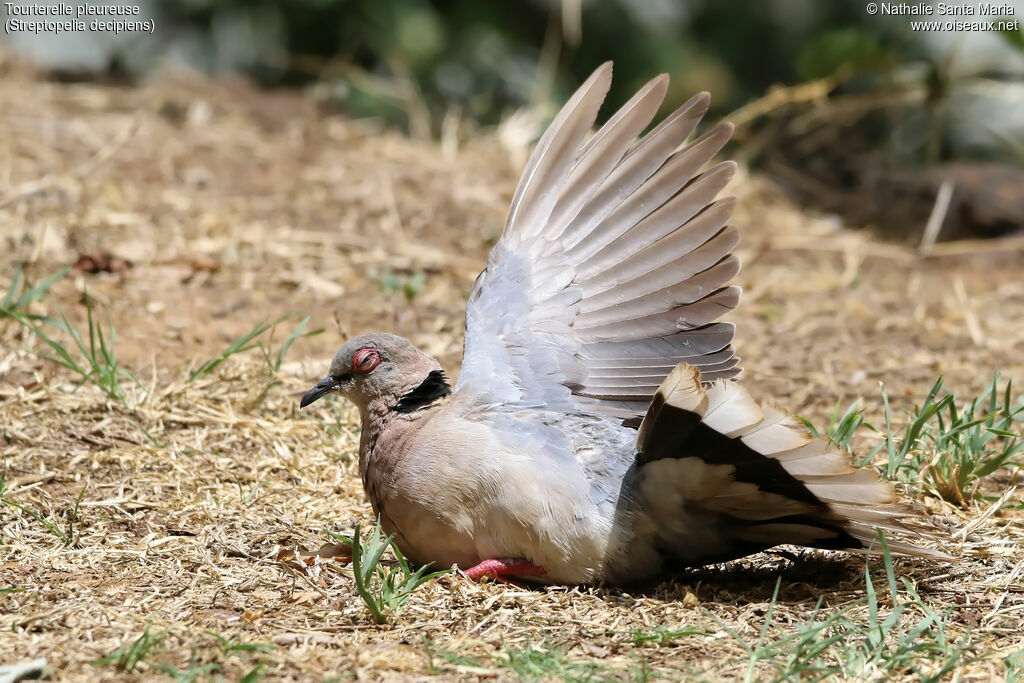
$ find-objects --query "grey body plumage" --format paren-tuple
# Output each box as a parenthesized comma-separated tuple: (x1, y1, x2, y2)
(300, 63, 950, 585)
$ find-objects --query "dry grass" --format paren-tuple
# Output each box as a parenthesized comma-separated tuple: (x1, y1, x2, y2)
(2, 53, 1024, 681)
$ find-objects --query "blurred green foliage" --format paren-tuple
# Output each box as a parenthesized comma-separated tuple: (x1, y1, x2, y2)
(797, 28, 889, 81)
(146, 0, 1017, 130)
(141, 0, 1022, 240)
(26, 0, 1019, 235)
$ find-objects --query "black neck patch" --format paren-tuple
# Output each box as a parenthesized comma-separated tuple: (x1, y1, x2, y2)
(393, 370, 452, 413)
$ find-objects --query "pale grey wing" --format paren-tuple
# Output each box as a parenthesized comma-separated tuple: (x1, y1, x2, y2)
(457, 62, 741, 418)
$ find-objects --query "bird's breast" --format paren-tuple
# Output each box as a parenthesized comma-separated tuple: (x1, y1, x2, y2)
(360, 406, 637, 583)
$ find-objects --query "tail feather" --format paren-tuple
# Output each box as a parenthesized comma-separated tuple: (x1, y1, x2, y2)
(702, 380, 764, 437)
(635, 364, 953, 563)
(739, 407, 815, 453)
(772, 443, 857, 476)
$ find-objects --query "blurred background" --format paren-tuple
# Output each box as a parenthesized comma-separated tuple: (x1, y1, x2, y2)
(4, 0, 1022, 241)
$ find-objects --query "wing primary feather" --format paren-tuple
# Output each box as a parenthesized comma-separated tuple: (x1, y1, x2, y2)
(581, 323, 736, 360)
(566, 123, 735, 264)
(577, 252, 740, 324)
(502, 62, 613, 248)
(581, 224, 741, 313)
(557, 91, 713, 253)
(587, 345, 737, 370)
(542, 74, 670, 246)
(576, 160, 737, 280)
(576, 286, 741, 342)
(579, 201, 736, 296)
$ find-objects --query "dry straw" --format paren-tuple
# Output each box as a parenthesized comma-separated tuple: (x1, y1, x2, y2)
(1, 53, 1023, 680)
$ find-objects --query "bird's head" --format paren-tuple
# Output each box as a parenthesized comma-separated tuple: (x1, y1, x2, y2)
(299, 332, 449, 414)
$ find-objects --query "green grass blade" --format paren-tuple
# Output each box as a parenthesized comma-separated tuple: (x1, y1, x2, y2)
(15, 266, 69, 308)
(0, 497, 69, 544)
(745, 578, 781, 683)
(273, 315, 325, 372)
(65, 486, 86, 547)
(189, 316, 289, 381)
(2, 263, 23, 308)
(1, 264, 69, 318)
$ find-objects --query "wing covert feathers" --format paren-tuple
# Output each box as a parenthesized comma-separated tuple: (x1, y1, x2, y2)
(458, 63, 741, 415)
(636, 363, 953, 562)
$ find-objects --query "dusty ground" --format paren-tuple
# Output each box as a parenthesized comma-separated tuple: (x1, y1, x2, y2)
(2, 54, 1024, 681)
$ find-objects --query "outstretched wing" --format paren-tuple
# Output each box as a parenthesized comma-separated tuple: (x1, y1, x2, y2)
(456, 63, 741, 418)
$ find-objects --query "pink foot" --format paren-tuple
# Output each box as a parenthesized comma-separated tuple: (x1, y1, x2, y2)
(463, 558, 547, 582)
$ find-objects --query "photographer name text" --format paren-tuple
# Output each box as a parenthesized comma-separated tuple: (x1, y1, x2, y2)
(878, 2, 1016, 16)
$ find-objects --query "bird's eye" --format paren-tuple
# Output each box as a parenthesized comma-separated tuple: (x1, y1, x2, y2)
(352, 348, 381, 373)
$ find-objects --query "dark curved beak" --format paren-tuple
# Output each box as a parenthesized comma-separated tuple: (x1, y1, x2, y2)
(300, 376, 338, 408)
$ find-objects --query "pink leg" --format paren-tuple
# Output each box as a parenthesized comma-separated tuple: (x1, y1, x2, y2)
(463, 558, 547, 581)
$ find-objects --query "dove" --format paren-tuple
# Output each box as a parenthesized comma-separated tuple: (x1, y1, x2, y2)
(300, 62, 949, 585)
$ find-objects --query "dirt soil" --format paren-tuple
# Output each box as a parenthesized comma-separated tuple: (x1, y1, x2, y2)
(2, 54, 1024, 681)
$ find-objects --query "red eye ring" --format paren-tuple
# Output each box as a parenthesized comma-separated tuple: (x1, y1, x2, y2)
(352, 348, 381, 373)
